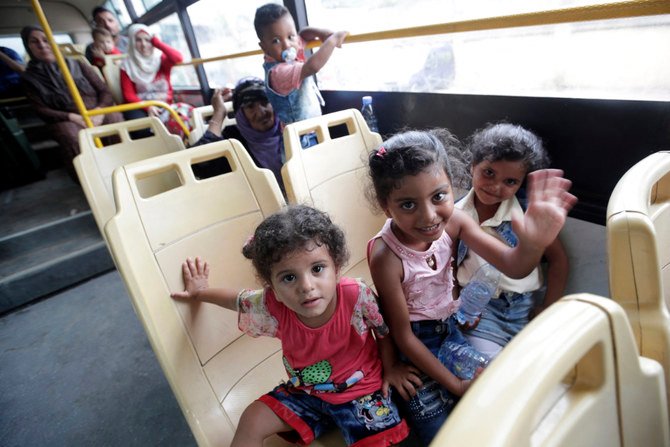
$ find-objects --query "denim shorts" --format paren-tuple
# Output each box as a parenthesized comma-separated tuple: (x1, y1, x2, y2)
(397, 317, 470, 444)
(465, 291, 535, 347)
(259, 384, 409, 446)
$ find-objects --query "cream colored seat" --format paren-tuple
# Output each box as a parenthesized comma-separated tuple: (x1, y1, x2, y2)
(188, 102, 236, 146)
(105, 140, 346, 446)
(432, 293, 669, 446)
(607, 150, 670, 418)
(102, 53, 126, 104)
(281, 109, 384, 285)
(74, 117, 185, 236)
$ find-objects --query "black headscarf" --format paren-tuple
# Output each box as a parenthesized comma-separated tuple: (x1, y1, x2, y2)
(20, 25, 94, 111)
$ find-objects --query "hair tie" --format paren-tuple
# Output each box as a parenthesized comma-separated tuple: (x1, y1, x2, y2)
(243, 234, 254, 248)
(375, 146, 387, 158)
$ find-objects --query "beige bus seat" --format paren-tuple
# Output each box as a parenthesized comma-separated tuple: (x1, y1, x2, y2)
(432, 293, 669, 447)
(281, 109, 384, 286)
(188, 102, 236, 146)
(58, 42, 86, 57)
(607, 150, 670, 417)
(104, 140, 346, 447)
(74, 117, 185, 236)
(102, 53, 126, 104)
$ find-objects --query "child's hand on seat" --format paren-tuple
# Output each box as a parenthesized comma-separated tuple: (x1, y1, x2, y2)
(382, 361, 423, 401)
(171, 257, 210, 301)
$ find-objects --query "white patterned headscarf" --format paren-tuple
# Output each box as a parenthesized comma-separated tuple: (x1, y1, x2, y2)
(121, 24, 161, 85)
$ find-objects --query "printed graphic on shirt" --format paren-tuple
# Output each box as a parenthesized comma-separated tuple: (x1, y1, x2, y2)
(283, 357, 364, 393)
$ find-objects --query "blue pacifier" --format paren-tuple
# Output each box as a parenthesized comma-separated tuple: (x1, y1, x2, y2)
(281, 47, 297, 62)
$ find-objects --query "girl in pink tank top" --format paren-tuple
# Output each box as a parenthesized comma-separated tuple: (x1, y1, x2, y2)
(366, 129, 577, 444)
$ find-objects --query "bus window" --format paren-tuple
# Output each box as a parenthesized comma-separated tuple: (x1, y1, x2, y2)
(130, 0, 162, 17)
(149, 13, 199, 88)
(186, 0, 281, 87)
(104, 0, 132, 29)
(306, 0, 670, 101)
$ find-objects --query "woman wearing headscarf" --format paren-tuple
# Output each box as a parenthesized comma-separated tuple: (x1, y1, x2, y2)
(20, 25, 122, 179)
(193, 77, 285, 193)
(120, 23, 192, 138)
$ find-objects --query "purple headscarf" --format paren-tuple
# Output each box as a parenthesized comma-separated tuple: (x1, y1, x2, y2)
(235, 107, 284, 188)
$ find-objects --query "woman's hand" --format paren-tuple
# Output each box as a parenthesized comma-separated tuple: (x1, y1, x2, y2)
(90, 110, 105, 126)
(67, 113, 86, 127)
(147, 106, 162, 117)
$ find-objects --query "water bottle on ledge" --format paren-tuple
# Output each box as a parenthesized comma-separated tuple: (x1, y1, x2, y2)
(438, 341, 490, 380)
(456, 263, 501, 326)
(361, 95, 379, 133)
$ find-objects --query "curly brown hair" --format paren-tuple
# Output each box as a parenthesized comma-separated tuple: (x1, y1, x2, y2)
(242, 205, 349, 284)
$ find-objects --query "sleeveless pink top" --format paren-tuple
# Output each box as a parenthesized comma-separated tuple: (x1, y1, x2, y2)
(370, 219, 459, 322)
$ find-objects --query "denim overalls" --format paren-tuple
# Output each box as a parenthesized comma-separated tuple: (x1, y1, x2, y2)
(263, 61, 323, 148)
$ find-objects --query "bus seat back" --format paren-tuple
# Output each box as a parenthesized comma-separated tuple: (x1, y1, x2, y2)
(606, 150, 670, 418)
(188, 102, 236, 146)
(281, 109, 385, 286)
(74, 117, 185, 237)
(432, 294, 669, 447)
(103, 139, 305, 446)
(101, 53, 126, 104)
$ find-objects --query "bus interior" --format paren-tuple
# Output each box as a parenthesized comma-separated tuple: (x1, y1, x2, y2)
(1, 0, 669, 446)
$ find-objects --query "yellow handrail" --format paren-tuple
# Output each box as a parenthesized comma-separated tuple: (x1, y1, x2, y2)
(30, 0, 92, 127)
(184, 0, 670, 67)
(29, 0, 190, 138)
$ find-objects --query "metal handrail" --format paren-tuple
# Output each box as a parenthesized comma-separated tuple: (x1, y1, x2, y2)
(29, 0, 190, 138)
(183, 0, 670, 67)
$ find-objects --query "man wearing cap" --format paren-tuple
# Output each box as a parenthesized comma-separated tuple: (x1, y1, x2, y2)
(193, 77, 285, 193)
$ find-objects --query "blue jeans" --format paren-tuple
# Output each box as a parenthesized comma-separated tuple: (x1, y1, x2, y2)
(465, 291, 536, 347)
(398, 317, 473, 444)
(260, 385, 408, 446)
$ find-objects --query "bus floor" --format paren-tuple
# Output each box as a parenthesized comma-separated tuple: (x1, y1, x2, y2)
(0, 216, 609, 447)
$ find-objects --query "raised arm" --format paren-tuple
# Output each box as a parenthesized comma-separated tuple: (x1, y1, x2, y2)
(205, 88, 231, 137)
(370, 240, 472, 397)
(170, 257, 239, 311)
(299, 30, 347, 81)
(299, 27, 333, 42)
(152, 36, 183, 67)
(451, 169, 576, 278)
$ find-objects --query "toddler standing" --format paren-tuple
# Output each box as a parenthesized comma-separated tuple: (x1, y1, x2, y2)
(254, 3, 347, 146)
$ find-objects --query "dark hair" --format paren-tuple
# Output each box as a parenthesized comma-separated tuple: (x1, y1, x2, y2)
(254, 3, 291, 39)
(92, 6, 112, 19)
(242, 205, 349, 284)
(468, 123, 549, 173)
(232, 77, 267, 112)
(367, 129, 469, 207)
(20, 25, 43, 59)
(92, 27, 113, 40)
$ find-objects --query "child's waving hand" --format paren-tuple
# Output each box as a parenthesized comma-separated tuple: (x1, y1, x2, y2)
(512, 169, 577, 250)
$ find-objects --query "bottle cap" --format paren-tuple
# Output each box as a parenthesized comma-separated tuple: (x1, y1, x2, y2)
(362, 95, 372, 105)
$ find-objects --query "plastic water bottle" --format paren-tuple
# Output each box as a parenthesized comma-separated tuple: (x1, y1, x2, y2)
(438, 340, 490, 380)
(456, 263, 501, 326)
(361, 96, 379, 133)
